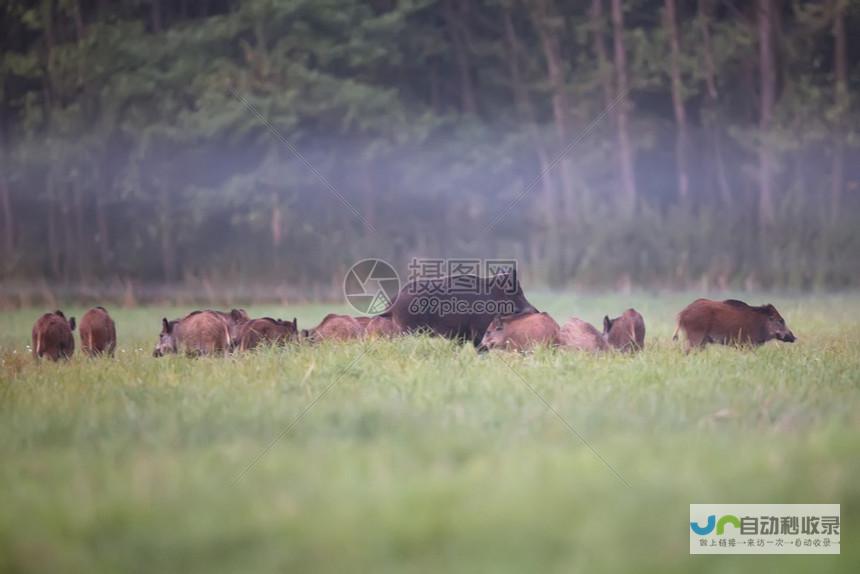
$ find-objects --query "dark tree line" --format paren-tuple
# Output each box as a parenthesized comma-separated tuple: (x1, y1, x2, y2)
(1, 0, 858, 299)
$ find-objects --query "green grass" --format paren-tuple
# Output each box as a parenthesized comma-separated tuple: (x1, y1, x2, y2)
(1, 293, 859, 573)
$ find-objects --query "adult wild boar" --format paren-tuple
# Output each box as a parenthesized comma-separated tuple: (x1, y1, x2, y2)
(301, 314, 363, 342)
(364, 316, 402, 339)
(79, 306, 117, 357)
(603, 309, 646, 352)
(673, 298, 796, 350)
(237, 317, 298, 351)
(153, 310, 233, 357)
(32, 310, 76, 361)
(384, 271, 538, 347)
(559, 318, 608, 352)
(478, 312, 560, 352)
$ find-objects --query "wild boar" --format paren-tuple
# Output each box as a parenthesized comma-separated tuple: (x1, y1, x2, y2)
(237, 317, 298, 351)
(32, 310, 76, 361)
(478, 312, 560, 352)
(301, 314, 363, 342)
(209, 308, 250, 344)
(353, 316, 373, 329)
(153, 310, 233, 357)
(384, 270, 538, 347)
(559, 318, 608, 352)
(673, 298, 796, 350)
(79, 306, 117, 357)
(603, 308, 646, 352)
(364, 315, 402, 339)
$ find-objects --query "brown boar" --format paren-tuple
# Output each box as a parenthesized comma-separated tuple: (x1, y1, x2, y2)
(152, 310, 233, 357)
(603, 308, 646, 352)
(208, 308, 250, 345)
(237, 317, 298, 351)
(79, 306, 117, 357)
(559, 318, 608, 352)
(364, 316, 402, 339)
(478, 312, 560, 352)
(32, 310, 76, 361)
(301, 314, 363, 342)
(384, 270, 538, 347)
(673, 298, 796, 350)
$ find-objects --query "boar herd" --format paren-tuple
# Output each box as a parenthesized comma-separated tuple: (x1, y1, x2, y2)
(28, 272, 796, 361)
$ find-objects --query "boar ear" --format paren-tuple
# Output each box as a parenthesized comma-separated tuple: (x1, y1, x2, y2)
(55, 310, 65, 319)
(292, 318, 298, 329)
(162, 317, 172, 334)
(603, 315, 612, 334)
(69, 317, 76, 331)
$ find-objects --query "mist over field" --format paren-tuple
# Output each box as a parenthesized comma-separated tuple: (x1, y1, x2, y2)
(1, 0, 858, 302)
(2, 1, 860, 573)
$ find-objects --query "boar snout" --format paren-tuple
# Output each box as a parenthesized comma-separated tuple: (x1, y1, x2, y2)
(782, 331, 796, 343)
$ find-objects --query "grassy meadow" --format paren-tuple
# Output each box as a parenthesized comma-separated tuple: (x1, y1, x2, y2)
(1, 293, 859, 573)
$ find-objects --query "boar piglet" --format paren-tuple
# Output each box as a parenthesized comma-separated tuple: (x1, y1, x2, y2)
(478, 312, 560, 352)
(32, 310, 76, 361)
(301, 314, 363, 342)
(673, 298, 795, 350)
(603, 308, 646, 352)
(79, 306, 117, 357)
(364, 316, 402, 339)
(237, 317, 298, 351)
(559, 318, 608, 352)
(153, 310, 233, 357)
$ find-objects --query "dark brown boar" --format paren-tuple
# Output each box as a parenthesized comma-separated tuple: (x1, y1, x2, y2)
(364, 316, 402, 339)
(673, 298, 796, 350)
(79, 306, 117, 357)
(603, 308, 646, 352)
(384, 270, 538, 347)
(301, 314, 363, 342)
(32, 310, 76, 361)
(559, 318, 608, 352)
(153, 310, 233, 357)
(237, 317, 298, 351)
(478, 312, 560, 352)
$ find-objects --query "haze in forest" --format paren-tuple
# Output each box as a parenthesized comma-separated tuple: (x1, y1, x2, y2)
(0, 0, 857, 303)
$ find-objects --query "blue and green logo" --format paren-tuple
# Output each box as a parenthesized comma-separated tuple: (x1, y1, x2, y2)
(690, 514, 740, 536)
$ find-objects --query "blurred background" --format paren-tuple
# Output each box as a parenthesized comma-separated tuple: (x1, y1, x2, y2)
(0, 0, 858, 306)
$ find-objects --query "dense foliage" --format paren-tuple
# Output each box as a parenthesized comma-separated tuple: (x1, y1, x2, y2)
(1, 0, 858, 296)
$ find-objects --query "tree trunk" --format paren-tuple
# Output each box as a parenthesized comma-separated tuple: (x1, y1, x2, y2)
(591, 0, 615, 110)
(757, 0, 775, 227)
(158, 187, 175, 283)
(444, 0, 477, 115)
(698, 0, 732, 205)
(0, 180, 13, 272)
(611, 0, 637, 215)
(665, 0, 689, 203)
(503, 3, 558, 236)
(831, 0, 846, 220)
(531, 0, 576, 221)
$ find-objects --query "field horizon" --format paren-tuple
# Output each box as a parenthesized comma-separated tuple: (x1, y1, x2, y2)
(2, 293, 858, 572)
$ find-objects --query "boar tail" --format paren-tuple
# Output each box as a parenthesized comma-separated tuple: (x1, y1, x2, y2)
(35, 332, 42, 357)
(672, 318, 681, 342)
